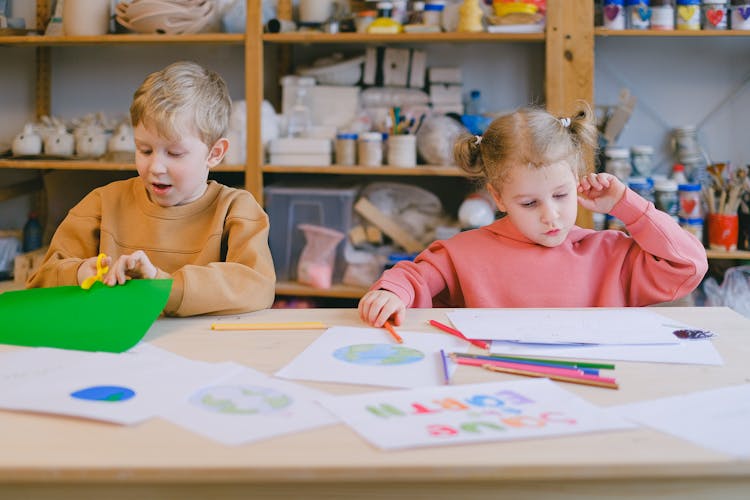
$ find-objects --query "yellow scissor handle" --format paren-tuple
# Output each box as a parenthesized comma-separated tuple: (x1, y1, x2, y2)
(80, 253, 109, 290)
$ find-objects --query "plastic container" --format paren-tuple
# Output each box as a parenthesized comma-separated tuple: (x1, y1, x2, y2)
(264, 184, 359, 282)
(22, 212, 43, 252)
(296, 224, 345, 289)
(423, 2, 445, 27)
(387, 134, 417, 167)
(654, 178, 680, 219)
(678, 183, 704, 219)
(603, 0, 626, 29)
(358, 132, 383, 166)
(604, 147, 632, 180)
(679, 217, 704, 243)
(630, 145, 655, 177)
(335, 133, 358, 165)
(625, 0, 652, 29)
(702, 0, 729, 29)
(628, 176, 655, 203)
(676, 0, 701, 30)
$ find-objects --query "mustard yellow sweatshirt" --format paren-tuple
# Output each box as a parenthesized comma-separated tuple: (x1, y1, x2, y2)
(27, 178, 276, 316)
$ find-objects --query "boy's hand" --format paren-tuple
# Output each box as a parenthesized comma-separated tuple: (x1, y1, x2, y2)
(77, 255, 105, 286)
(358, 290, 406, 328)
(577, 172, 627, 214)
(103, 250, 159, 286)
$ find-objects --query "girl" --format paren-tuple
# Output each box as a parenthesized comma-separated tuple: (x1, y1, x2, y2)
(358, 104, 707, 327)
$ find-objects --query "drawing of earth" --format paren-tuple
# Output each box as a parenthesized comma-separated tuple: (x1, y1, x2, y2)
(190, 385, 293, 415)
(333, 344, 425, 366)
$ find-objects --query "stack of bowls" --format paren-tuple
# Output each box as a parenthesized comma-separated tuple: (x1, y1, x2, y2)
(115, 0, 219, 34)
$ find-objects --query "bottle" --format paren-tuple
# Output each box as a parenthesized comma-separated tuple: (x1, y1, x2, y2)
(671, 163, 688, 185)
(22, 212, 43, 252)
(286, 81, 313, 138)
(367, 2, 403, 33)
(465, 89, 484, 115)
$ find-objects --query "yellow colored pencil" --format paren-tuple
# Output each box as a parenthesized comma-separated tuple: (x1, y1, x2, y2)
(210, 322, 326, 331)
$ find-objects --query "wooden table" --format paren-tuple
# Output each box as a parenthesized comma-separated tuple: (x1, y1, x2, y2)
(1, 307, 749, 499)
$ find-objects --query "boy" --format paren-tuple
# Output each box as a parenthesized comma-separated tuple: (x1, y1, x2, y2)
(27, 61, 276, 316)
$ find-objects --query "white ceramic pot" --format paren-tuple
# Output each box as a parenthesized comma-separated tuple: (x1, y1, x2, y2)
(63, 0, 111, 36)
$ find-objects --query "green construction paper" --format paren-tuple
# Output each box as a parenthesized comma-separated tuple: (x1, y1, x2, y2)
(0, 279, 172, 353)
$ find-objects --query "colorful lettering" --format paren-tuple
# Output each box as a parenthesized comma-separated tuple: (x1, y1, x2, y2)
(366, 403, 406, 418)
(495, 390, 535, 405)
(433, 398, 470, 411)
(427, 424, 459, 436)
(411, 403, 441, 415)
(460, 421, 505, 434)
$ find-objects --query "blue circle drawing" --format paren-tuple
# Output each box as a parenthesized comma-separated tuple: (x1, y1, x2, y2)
(333, 343, 425, 366)
(190, 385, 293, 415)
(70, 385, 135, 402)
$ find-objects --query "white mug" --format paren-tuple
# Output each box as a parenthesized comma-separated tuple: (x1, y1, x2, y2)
(298, 0, 335, 24)
(63, 0, 111, 36)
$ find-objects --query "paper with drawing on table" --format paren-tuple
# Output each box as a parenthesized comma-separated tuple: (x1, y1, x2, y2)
(318, 378, 636, 450)
(275, 326, 468, 389)
(0, 343, 241, 425)
(0, 279, 172, 352)
(610, 384, 750, 458)
(160, 364, 339, 446)
(447, 309, 693, 345)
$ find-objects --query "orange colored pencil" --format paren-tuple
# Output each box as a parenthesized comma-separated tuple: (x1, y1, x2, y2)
(383, 320, 403, 344)
(481, 364, 619, 390)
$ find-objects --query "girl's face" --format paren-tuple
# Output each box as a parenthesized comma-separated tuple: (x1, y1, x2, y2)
(490, 161, 579, 247)
(134, 122, 226, 207)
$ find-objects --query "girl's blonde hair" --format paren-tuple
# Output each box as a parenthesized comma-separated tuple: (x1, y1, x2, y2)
(453, 103, 598, 189)
(130, 61, 231, 146)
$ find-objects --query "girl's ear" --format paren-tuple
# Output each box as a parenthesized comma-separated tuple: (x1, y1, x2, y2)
(206, 138, 230, 167)
(486, 184, 507, 212)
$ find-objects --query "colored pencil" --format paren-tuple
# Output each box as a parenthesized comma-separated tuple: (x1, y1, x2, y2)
(383, 320, 404, 344)
(482, 364, 619, 390)
(450, 355, 616, 383)
(210, 322, 326, 331)
(439, 349, 451, 385)
(428, 320, 489, 350)
(452, 351, 615, 370)
(450, 352, 600, 375)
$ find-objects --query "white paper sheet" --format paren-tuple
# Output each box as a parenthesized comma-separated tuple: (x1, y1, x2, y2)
(160, 364, 338, 445)
(319, 378, 636, 450)
(0, 344, 242, 425)
(610, 384, 750, 458)
(488, 338, 723, 365)
(275, 326, 468, 388)
(447, 309, 696, 345)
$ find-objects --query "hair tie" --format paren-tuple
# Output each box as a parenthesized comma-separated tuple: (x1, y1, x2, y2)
(474, 135, 482, 145)
(559, 117, 571, 128)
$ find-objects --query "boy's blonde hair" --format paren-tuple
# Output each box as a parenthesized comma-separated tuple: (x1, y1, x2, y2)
(453, 103, 598, 189)
(130, 61, 231, 146)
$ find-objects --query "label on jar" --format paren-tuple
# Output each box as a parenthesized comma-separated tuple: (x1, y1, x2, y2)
(678, 184, 703, 219)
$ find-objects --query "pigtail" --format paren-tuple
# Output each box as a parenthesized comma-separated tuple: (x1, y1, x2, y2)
(562, 101, 598, 152)
(453, 132, 485, 176)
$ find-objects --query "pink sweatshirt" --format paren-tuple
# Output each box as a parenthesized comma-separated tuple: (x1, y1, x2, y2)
(372, 189, 708, 308)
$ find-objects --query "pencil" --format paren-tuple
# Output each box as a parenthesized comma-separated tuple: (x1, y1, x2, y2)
(210, 322, 326, 331)
(439, 349, 451, 385)
(450, 352, 600, 375)
(481, 364, 619, 390)
(451, 352, 615, 370)
(451, 355, 617, 383)
(383, 320, 403, 344)
(428, 320, 490, 350)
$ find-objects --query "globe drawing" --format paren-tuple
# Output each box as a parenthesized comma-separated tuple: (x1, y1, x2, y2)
(190, 385, 292, 415)
(333, 344, 425, 366)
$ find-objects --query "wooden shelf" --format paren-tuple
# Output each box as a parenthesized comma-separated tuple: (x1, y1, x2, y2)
(595, 28, 750, 38)
(0, 33, 244, 46)
(262, 164, 467, 176)
(0, 159, 245, 172)
(275, 281, 367, 299)
(706, 249, 750, 260)
(263, 32, 545, 44)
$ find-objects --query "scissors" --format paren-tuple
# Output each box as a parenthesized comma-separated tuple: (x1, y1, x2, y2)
(80, 253, 109, 290)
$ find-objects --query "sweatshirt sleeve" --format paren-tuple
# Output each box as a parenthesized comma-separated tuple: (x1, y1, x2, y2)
(164, 194, 276, 317)
(370, 241, 454, 308)
(25, 192, 102, 288)
(610, 188, 708, 305)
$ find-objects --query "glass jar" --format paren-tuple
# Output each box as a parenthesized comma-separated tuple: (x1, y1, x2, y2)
(605, 147, 632, 180)
(654, 178, 680, 220)
(679, 217, 704, 243)
(676, 0, 702, 30)
(423, 1, 445, 28)
(630, 145, 655, 177)
(651, 0, 675, 29)
(678, 182, 704, 219)
(603, 0, 626, 29)
(358, 132, 383, 166)
(335, 133, 358, 165)
(625, 0, 652, 29)
(702, 0, 729, 29)
(731, 1, 750, 30)
(628, 176, 655, 203)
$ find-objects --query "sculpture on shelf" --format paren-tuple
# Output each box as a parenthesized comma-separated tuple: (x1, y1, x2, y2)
(457, 0, 484, 32)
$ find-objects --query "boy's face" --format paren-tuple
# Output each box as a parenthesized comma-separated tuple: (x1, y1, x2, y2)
(490, 160, 579, 247)
(133, 122, 224, 207)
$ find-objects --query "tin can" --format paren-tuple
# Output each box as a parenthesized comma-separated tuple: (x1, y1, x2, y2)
(702, 0, 729, 29)
(626, 0, 652, 29)
(651, 0, 675, 29)
(603, 0, 626, 29)
(676, 0, 701, 29)
(678, 183, 703, 219)
(730, 0, 750, 29)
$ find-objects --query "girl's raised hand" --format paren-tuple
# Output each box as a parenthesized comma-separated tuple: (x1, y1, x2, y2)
(102, 250, 159, 286)
(358, 289, 406, 328)
(577, 172, 627, 214)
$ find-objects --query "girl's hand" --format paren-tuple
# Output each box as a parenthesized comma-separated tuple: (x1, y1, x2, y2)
(577, 172, 627, 214)
(102, 250, 159, 286)
(77, 255, 106, 286)
(358, 290, 406, 328)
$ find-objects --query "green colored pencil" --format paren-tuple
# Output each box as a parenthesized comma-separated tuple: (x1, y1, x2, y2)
(449, 352, 615, 370)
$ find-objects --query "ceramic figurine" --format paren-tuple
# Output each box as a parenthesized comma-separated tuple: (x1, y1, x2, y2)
(75, 124, 108, 158)
(457, 0, 484, 32)
(107, 122, 135, 153)
(44, 124, 75, 157)
(11, 124, 43, 156)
